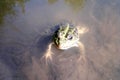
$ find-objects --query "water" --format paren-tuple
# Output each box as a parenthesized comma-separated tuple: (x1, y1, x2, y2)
(0, 0, 120, 80)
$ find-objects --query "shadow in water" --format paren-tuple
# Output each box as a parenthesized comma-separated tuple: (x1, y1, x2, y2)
(30, 25, 60, 59)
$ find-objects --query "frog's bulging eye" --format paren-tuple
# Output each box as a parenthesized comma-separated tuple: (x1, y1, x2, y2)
(67, 35, 73, 40)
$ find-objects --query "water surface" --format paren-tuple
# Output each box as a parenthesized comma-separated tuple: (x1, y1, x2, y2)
(0, 0, 120, 80)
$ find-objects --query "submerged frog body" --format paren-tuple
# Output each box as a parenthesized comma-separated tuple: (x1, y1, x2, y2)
(43, 23, 89, 62)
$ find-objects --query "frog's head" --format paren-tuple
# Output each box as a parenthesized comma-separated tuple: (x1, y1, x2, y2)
(53, 24, 79, 50)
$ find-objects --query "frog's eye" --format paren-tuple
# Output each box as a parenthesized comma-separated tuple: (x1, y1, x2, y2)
(67, 35, 73, 40)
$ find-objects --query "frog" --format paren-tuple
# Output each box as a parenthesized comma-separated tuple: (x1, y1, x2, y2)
(53, 24, 79, 50)
(43, 23, 89, 62)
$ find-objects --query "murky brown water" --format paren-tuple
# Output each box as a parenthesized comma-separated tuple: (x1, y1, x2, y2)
(0, 0, 120, 80)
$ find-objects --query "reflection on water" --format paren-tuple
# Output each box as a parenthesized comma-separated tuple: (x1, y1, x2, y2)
(0, 0, 29, 24)
(48, 0, 85, 11)
(64, 0, 85, 11)
(48, 0, 58, 4)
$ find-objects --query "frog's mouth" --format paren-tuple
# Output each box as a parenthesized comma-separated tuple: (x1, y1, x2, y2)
(56, 40, 78, 50)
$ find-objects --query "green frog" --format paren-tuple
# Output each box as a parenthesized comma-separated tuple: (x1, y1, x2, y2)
(43, 23, 89, 62)
(53, 24, 79, 50)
